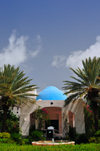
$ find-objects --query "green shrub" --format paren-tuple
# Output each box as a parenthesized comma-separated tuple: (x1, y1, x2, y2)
(96, 137, 100, 143)
(89, 130, 100, 143)
(75, 134, 88, 144)
(29, 130, 45, 141)
(11, 132, 21, 140)
(0, 138, 15, 143)
(84, 107, 95, 137)
(0, 132, 11, 138)
(0, 133, 2, 138)
(11, 133, 23, 144)
(0, 138, 9, 143)
(22, 138, 30, 144)
(68, 126, 76, 141)
(89, 136, 100, 143)
(95, 130, 100, 137)
(1, 132, 11, 138)
(89, 137, 96, 143)
(0, 111, 20, 135)
(29, 125, 35, 135)
(67, 127, 89, 144)
(6, 112, 20, 134)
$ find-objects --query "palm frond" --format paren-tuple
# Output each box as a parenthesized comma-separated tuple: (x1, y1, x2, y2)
(63, 57, 100, 106)
(0, 64, 37, 106)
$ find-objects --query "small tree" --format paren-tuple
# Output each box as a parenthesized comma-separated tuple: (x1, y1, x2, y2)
(0, 64, 37, 132)
(33, 107, 49, 130)
(0, 110, 20, 134)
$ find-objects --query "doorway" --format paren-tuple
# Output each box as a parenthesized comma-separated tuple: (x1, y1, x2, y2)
(45, 120, 59, 131)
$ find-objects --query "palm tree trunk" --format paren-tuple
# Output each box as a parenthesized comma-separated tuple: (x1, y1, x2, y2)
(93, 109, 98, 131)
(1, 97, 9, 132)
(92, 102, 99, 131)
(2, 104, 9, 132)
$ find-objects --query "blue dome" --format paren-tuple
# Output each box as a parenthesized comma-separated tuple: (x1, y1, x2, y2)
(36, 86, 67, 100)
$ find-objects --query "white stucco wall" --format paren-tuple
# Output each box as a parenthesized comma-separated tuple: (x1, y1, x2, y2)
(20, 99, 85, 136)
(20, 100, 64, 136)
(63, 100, 85, 134)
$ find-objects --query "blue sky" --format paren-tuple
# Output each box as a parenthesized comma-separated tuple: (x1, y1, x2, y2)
(0, 0, 100, 91)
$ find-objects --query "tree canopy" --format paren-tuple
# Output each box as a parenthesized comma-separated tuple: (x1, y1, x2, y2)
(0, 64, 37, 131)
(63, 57, 100, 131)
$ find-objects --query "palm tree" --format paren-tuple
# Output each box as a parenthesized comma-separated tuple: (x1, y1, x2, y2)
(63, 57, 100, 131)
(0, 64, 37, 131)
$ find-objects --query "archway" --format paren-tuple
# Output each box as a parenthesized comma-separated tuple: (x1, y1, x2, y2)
(42, 107, 62, 133)
(30, 107, 62, 134)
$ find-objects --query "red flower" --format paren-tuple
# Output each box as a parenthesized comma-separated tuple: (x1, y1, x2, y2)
(86, 105, 93, 113)
(42, 108, 48, 114)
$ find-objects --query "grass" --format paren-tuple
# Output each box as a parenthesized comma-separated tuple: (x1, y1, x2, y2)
(0, 143, 100, 151)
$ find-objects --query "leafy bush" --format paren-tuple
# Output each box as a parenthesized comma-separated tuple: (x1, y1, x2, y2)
(30, 107, 49, 130)
(89, 137, 96, 143)
(96, 137, 100, 143)
(0, 132, 30, 145)
(29, 125, 35, 135)
(95, 130, 100, 137)
(84, 107, 95, 137)
(89, 130, 100, 143)
(0, 138, 9, 143)
(0, 133, 2, 138)
(0, 111, 20, 134)
(0, 132, 15, 144)
(22, 138, 30, 144)
(29, 130, 45, 141)
(89, 136, 100, 143)
(0, 138, 15, 143)
(75, 134, 88, 144)
(0, 132, 11, 138)
(68, 126, 77, 141)
(6, 112, 20, 133)
(67, 127, 89, 144)
(11, 133, 23, 144)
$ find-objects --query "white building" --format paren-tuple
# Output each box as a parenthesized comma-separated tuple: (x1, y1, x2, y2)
(18, 86, 85, 137)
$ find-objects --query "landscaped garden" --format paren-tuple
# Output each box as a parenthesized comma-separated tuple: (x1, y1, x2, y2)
(0, 58, 100, 150)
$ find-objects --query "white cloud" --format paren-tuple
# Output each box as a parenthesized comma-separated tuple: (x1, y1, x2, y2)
(0, 32, 28, 67)
(66, 36, 100, 68)
(31, 34, 42, 58)
(52, 36, 100, 69)
(52, 55, 66, 68)
(31, 50, 40, 57)
(36, 34, 41, 43)
(0, 32, 41, 67)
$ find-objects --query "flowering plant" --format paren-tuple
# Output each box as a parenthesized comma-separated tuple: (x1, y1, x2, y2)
(42, 108, 48, 114)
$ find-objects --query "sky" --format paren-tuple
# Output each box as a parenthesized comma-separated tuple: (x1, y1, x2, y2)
(0, 0, 100, 92)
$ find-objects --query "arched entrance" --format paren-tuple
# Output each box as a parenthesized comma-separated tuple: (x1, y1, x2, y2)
(30, 107, 62, 134)
(42, 107, 62, 133)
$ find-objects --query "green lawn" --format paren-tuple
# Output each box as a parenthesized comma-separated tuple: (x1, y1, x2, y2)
(0, 143, 100, 151)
